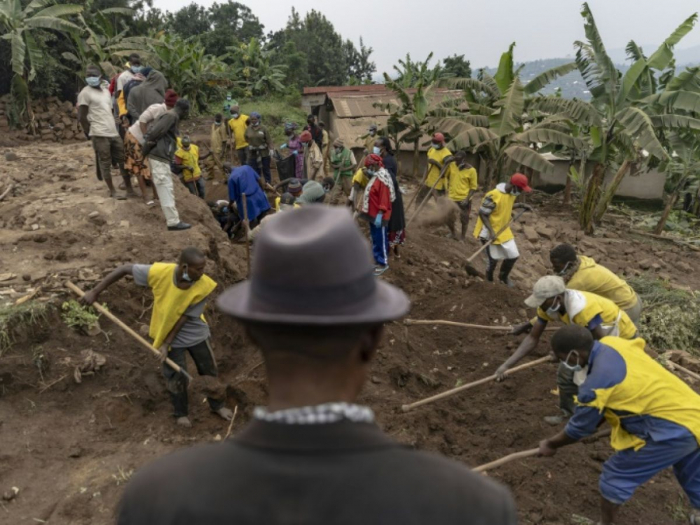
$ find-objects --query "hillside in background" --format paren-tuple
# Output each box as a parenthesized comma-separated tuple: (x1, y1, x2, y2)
(480, 45, 700, 101)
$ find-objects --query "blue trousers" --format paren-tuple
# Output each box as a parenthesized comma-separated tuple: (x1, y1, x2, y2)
(369, 222, 388, 266)
(600, 434, 700, 507)
(248, 154, 272, 185)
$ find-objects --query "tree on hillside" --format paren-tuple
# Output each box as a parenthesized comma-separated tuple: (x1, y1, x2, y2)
(442, 54, 471, 79)
(165, 3, 209, 39)
(345, 37, 375, 83)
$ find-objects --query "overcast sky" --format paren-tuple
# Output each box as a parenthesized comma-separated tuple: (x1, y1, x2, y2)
(151, 0, 700, 72)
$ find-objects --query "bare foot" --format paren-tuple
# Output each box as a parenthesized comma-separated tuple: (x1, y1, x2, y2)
(176, 416, 192, 428)
(214, 407, 234, 421)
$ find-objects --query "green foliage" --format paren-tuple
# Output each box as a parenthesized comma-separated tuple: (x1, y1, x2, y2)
(227, 38, 287, 97)
(61, 300, 102, 331)
(0, 301, 49, 355)
(629, 275, 700, 353)
(442, 54, 471, 79)
(392, 52, 449, 88)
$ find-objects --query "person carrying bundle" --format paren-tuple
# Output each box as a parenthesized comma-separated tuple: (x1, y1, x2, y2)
(540, 325, 700, 525)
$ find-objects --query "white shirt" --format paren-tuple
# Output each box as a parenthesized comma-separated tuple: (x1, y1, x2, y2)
(116, 69, 135, 93)
(77, 83, 119, 138)
(128, 103, 167, 144)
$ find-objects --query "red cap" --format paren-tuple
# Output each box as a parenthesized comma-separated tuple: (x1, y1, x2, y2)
(432, 132, 445, 143)
(299, 130, 312, 143)
(364, 154, 384, 168)
(165, 89, 179, 107)
(510, 173, 532, 193)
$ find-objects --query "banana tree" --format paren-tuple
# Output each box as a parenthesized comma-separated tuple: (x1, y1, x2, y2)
(0, 0, 83, 129)
(227, 37, 287, 96)
(528, 4, 697, 233)
(434, 43, 585, 186)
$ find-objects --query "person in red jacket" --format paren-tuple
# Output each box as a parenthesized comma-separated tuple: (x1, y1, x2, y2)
(360, 154, 395, 276)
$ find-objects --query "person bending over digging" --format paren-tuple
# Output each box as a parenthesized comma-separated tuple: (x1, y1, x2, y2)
(540, 325, 700, 525)
(80, 248, 233, 428)
(497, 275, 638, 426)
(116, 206, 517, 525)
(549, 243, 643, 328)
(473, 173, 533, 287)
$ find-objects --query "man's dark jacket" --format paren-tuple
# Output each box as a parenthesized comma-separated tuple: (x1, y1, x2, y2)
(143, 110, 179, 164)
(117, 419, 517, 525)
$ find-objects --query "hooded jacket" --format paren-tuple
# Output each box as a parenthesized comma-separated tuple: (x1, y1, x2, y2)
(128, 70, 167, 121)
(143, 109, 180, 164)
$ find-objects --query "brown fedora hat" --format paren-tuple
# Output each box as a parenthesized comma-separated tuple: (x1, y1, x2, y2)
(217, 206, 410, 324)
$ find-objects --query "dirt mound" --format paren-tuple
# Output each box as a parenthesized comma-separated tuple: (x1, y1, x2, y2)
(1, 137, 700, 524)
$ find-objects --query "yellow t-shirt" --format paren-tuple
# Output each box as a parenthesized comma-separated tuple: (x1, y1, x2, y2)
(536, 290, 637, 340)
(175, 144, 201, 182)
(352, 167, 370, 188)
(448, 166, 478, 202)
(568, 256, 638, 310)
(425, 147, 452, 190)
(228, 114, 249, 150)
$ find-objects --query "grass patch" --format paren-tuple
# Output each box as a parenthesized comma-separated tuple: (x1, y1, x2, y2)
(210, 95, 309, 148)
(628, 274, 700, 354)
(0, 301, 49, 355)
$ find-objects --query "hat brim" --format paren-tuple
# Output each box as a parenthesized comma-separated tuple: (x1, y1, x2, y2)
(217, 279, 410, 326)
(522, 185, 533, 193)
(524, 293, 544, 308)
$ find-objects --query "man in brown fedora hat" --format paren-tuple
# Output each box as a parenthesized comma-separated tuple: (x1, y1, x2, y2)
(116, 207, 517, 525)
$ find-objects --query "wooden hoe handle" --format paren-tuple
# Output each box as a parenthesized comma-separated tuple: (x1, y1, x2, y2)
(65, 281, 193, 381)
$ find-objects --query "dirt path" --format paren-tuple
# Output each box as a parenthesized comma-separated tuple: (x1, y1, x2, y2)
(1, 141, 699, 524)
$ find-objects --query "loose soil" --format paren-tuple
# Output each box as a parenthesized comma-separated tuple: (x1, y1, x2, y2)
(2, 134, 700, 525)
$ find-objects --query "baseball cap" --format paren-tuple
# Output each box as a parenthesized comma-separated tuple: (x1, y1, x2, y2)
(510, 173, 532, 193)
(524, 276, 566, 308)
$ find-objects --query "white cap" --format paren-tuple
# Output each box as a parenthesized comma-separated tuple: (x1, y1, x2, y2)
(524, 276, 566, 308)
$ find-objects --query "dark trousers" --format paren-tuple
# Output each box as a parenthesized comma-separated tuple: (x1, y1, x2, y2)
(92, 136, 127, 183)
(162, 339, 224, 418)
(184, 178, 205, 199)
(248, 154, 272, 185)
(236, 147, 247, 166)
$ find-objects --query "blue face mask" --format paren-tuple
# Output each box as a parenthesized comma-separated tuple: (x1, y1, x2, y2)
(372, 146, 381, 155)
(131, 65, 143, 74)
(366, 169, 376, 177)
(86, 76, 101, 87)
(561, 350, 583, 373)
(182, 265, 193, 283)
(432, 142, 442, 149)
(231, 113, 239, 119)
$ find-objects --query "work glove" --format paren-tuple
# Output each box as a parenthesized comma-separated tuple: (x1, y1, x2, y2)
(269, 149, 275, 157)
(374, 212, 383, 228)
(510, 321, 533, 336)
(280, 144, 288, 150)
(292, 150, 298, 156)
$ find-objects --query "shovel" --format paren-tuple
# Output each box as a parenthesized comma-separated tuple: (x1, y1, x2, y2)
(465, 208, 527, 277)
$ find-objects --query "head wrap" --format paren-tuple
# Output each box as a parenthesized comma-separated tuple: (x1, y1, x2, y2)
(287, 179, 303, 195)
(284, 122, 297, 131)
(364, 154, 384, 168)
(299, 130, 312, 143)
(333, 138, 344, 147)
(250, 111, 262, 119)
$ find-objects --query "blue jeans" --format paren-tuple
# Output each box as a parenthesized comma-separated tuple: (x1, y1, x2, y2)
(369, 222, 388, 266)
(600, 434, 700, 507)
(184, 178, 205, 199)
(248, 154, 272, 185)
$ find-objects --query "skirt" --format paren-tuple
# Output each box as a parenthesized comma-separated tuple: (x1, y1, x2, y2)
(124, 131, 151, 180)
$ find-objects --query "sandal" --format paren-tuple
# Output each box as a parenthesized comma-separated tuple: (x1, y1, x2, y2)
(145, 200, 156, 207)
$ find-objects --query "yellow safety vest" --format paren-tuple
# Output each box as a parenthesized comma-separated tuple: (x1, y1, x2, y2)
(147, 263, 216, 349)
(583, 336, 700, 451)
(175, 144, 202, 182)
(473, 186, 517, 244)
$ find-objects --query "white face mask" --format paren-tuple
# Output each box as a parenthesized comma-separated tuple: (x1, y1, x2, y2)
(546, 299, 561, 319)
(372, 146, 381, 155)
(573, 365, 589, 386)
(431, 142, 441, 149)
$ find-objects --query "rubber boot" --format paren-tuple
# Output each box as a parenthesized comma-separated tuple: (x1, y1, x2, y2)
(485, 256, 497, 282)
(499, 257, 518, 287)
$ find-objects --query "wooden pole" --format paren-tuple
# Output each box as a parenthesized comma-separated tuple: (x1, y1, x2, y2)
(404, 319, 558, 332)
(241, 193, 251, 277)
(472, 428, 612, 473)
(401, 355, 551, 412)
(65, 281, 193, 381)
(406, 162, 453, 228)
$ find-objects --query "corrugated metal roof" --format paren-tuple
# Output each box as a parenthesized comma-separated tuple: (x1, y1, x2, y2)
(303, 85, 391, 95)
(328, 93, 396, 118)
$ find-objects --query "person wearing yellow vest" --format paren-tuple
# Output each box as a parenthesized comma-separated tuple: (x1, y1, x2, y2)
(474, 173, 533, 286)
(80, 248, 234, 428)
(497, 275, 638, 425)
(540, 326, 700, 525)
(446, 151, 478, 241)
(416, 132, 452, 204)
(174, 136, 205, 199)
(207, 113, 228, 180)
(227, 105, 249, 166)
(550, 243, 643, 327)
